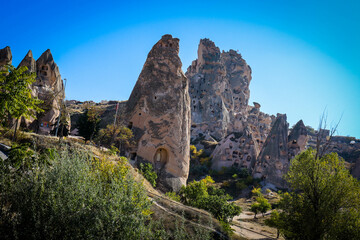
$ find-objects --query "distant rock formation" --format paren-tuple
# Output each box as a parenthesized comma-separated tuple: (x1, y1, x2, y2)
(124, 34, 191, 191)
(253, 114, 289, 188)
(0, 47, 66, 134)
(18, 50, 36, 73)
(186, 39, 275, 177)
(0, 46, 12, 67)
(288, 120, 308, 160)
(186, 39, 252, 141)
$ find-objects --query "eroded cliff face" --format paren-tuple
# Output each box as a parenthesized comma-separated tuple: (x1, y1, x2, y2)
(18, 49, 65, 134)
(186, 39, 252, 141)
(186, 39, 275, 176)
(0, 46, 12, 67)
(125, 34, 191, 191)
(253, 114, 289, 188)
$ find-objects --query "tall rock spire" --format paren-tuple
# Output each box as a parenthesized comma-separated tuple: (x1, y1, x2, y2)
(253, 114, 289, 188)
(125, 34, 191, 191)
(0, 46, 12, 66)
(18, 50, 36, 72)
(186, 39, 253, 140)
(29, 49, 64, 134)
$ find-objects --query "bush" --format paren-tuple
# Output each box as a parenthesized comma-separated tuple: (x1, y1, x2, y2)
(0, 149, 152, 239)
(139, 163, 158, 187)
(179, 176, 241, 234)
(165, 191, 181, 202)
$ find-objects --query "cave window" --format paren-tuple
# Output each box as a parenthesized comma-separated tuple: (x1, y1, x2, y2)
(41, 65, 48, 70)
(128, 122, 133, 129)
(41, 71, 47, 76)
(292, 140, 297, 144)
(154, 96, 157, 100)
(154, 148, 168, 165)
(138, 113, 141, 116)
(247, 156, 252, 161)
(130, 152, 137, 161)
(169, 43, 172, 47)
(193, 105, 196, 111)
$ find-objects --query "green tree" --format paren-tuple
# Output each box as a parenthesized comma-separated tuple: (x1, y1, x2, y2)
(265, 210, 282, 238)
(139, 163, 158, 187)
(96, 124, 133, 153)
(179, 176, 241, 231)
(0, 65, 43, 138)
(77, 106, 101, 142)
(273, 148, 360, 240)
(250, 202, 260, 218)
(256, 196, 271, 217)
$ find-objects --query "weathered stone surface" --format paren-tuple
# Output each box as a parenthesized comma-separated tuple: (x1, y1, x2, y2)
(186, 39, 275, 173)
(125, 34, 191, 191)
(186, 39, 252, 141)
(211, 127, 260, 170)
(18, 50, 36, 73)
(253, 114, 289, 188)
(29, 49, 64, 134)
(288, 120, 308, 160)
(0, 46, 12, 66)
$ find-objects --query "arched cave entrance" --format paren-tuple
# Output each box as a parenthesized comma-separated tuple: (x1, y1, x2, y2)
(153, 148, 168, 172)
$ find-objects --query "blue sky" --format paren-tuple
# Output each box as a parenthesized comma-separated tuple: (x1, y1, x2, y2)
(3, 0, 360, 138)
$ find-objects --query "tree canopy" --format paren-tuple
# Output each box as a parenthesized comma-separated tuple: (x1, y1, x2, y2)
(269, 148, 360, 240)
(0, 65, 43, 125)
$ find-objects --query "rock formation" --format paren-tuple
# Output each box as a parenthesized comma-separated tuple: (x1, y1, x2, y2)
(16, 49, 65, 134)
(288, 120, 308, 160)
(253, 114, 289, 188)
(186, 39, 275, 174)
(0, 46, 12, 66)
(186, 39, 252, 141)
(124, 34, 191, 191)
(18, 50, 36, 73)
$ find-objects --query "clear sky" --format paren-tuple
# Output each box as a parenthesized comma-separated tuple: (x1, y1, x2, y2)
(3, 0, 360, 138)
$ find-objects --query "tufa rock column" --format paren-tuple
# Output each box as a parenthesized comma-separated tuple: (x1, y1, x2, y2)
(125, 34, 191, 191)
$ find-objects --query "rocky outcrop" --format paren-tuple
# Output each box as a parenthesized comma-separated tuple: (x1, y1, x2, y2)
(125, 34, 191, 191)
(253, 114, 289, 188)
(186, 39, 275, 173)
(186, 39, 252, 141)
(0, 46, 12, 66)
(22, 49, 65, 134)
(288, 120, 308, 160)
(18, 50, 36, 73)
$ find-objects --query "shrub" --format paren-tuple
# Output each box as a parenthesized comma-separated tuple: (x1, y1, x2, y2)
(139, 163, 158, 187)
(165, 191, 181, 202)
(179, 176, 241, 234)
(0, 149, 152, 239)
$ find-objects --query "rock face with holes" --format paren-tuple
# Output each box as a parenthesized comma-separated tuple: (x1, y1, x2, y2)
(186, 39, 252, 141)
(125, 34, 191, 191)
(288, 120, 308, 160)
(18, 49, 65, 134)
(186, 39, 275, 172)
(253, 114, 289, 188)
(0, 46, 12, 67)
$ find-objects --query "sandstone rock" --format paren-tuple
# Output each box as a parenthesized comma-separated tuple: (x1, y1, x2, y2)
(125, 34, 191, 191)
(186, 39, 252, 141)
(29, 49, 64, 134)
(0, 46, 12, 66)
(211, 127, 260, 170)
(253, 114, 289, 188)
(288, 120, 308, 160)
(18, 50, 36, 73)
